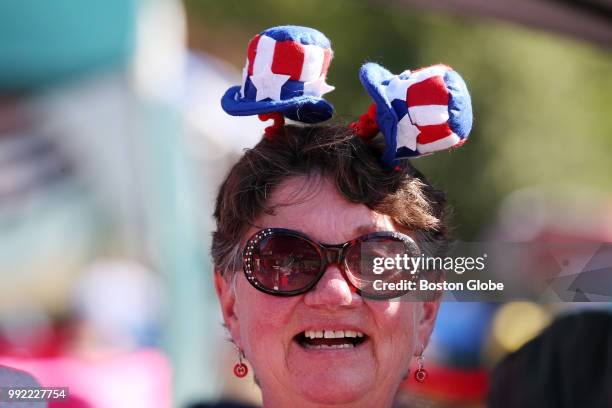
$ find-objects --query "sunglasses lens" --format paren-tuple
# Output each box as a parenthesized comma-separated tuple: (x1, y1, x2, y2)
(248, 233, 321, 293)
(344, 235, 420, 299)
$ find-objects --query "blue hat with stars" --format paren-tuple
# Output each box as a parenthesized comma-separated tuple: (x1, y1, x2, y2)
(221, 25, 335, 123)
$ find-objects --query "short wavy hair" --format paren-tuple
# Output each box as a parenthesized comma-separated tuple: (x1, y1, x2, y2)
(212, 124, 451, 277)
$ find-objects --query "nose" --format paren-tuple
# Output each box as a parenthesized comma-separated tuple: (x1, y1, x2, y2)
(303, 263, 362, 308)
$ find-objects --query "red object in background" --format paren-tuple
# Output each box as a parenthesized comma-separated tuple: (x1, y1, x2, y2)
(0, 319, 76, 358)
(48, 394, 91, 408)
(401, 362, 489, 404)
(0, 349, 171, 408)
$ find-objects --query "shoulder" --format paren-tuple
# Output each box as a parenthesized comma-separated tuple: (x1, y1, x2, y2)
(0, 365, 40, 387)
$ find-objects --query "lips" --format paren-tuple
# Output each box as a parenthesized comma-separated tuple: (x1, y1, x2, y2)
(295, 329, 368, 349)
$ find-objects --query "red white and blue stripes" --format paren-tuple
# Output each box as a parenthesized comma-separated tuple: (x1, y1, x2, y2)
(240, 29, 333, 102)
(222, 26, 335, 124)
(358, 62, 473, 165)
(385, 65, 461, 155)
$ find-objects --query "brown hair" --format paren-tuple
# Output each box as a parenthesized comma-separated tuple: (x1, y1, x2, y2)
(212, 124, 451, 276)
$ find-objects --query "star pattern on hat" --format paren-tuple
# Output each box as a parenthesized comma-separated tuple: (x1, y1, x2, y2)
(303, 76, 335, 97)
(396, 114, 419, 151)
(385, 73, 411, 102)
(250, 71, 291, 102)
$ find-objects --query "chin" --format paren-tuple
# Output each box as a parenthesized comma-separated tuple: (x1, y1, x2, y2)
(288, 365, 376, 405)
(276, 332, 385, 405)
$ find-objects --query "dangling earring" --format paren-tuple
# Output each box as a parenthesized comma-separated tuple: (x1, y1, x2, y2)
(233, 349, 248, 378)
(414, 351, 427, 383)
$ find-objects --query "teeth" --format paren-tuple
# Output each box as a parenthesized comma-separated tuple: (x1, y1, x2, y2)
(304, 343, 355, 350)
(303, 329, 365, 339)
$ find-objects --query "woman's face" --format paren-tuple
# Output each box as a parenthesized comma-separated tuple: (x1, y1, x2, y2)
(216, 176, 440, 407)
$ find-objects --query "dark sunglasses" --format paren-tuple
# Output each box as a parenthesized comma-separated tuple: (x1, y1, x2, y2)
(242, 228, 421, 299)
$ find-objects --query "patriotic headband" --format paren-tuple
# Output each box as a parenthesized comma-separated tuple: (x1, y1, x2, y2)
(221, 26, 473, 166)
(221, 25, 335, 131)
(351, 63, 473, 167)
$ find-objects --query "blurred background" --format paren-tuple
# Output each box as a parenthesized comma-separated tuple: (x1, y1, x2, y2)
(0, 0, 610, 407)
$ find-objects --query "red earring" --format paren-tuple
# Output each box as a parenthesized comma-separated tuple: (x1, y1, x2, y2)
(414, 355, 427, 383)
(233, 349, 248, 378)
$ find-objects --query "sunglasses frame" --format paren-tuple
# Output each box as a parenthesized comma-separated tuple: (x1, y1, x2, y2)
(242, 227, 421, 299)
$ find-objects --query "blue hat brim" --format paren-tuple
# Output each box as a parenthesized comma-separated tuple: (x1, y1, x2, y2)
(359, 63, 401, 167)
(445, 70, 473, 139)
(221, 86, 334, 124)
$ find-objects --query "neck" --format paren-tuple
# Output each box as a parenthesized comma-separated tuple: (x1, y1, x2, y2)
(260, 385, 397, 408)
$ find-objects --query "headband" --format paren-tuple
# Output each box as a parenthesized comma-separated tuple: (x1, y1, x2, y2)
(221, 25, 473, 167)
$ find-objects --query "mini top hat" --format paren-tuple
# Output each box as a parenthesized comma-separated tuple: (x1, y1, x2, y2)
(221, 25, 335, 124)
(352, 63, 472, 167)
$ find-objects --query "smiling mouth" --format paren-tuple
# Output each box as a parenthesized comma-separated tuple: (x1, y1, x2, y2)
(295, 329, 368, 350)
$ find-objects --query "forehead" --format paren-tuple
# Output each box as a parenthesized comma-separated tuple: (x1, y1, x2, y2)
(249, 175, 396, 244)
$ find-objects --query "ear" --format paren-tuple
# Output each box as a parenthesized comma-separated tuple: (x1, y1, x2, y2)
(214, 271, 242, 348)
(414, 298, 441, 354)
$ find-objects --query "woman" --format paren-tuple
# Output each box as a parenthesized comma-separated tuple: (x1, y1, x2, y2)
(212, 125, 449, 407)
(213, 25, 471, 407)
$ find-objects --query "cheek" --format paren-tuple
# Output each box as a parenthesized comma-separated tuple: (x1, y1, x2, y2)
(368, 300, 417, 362)
(233, 276, 298, 358)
